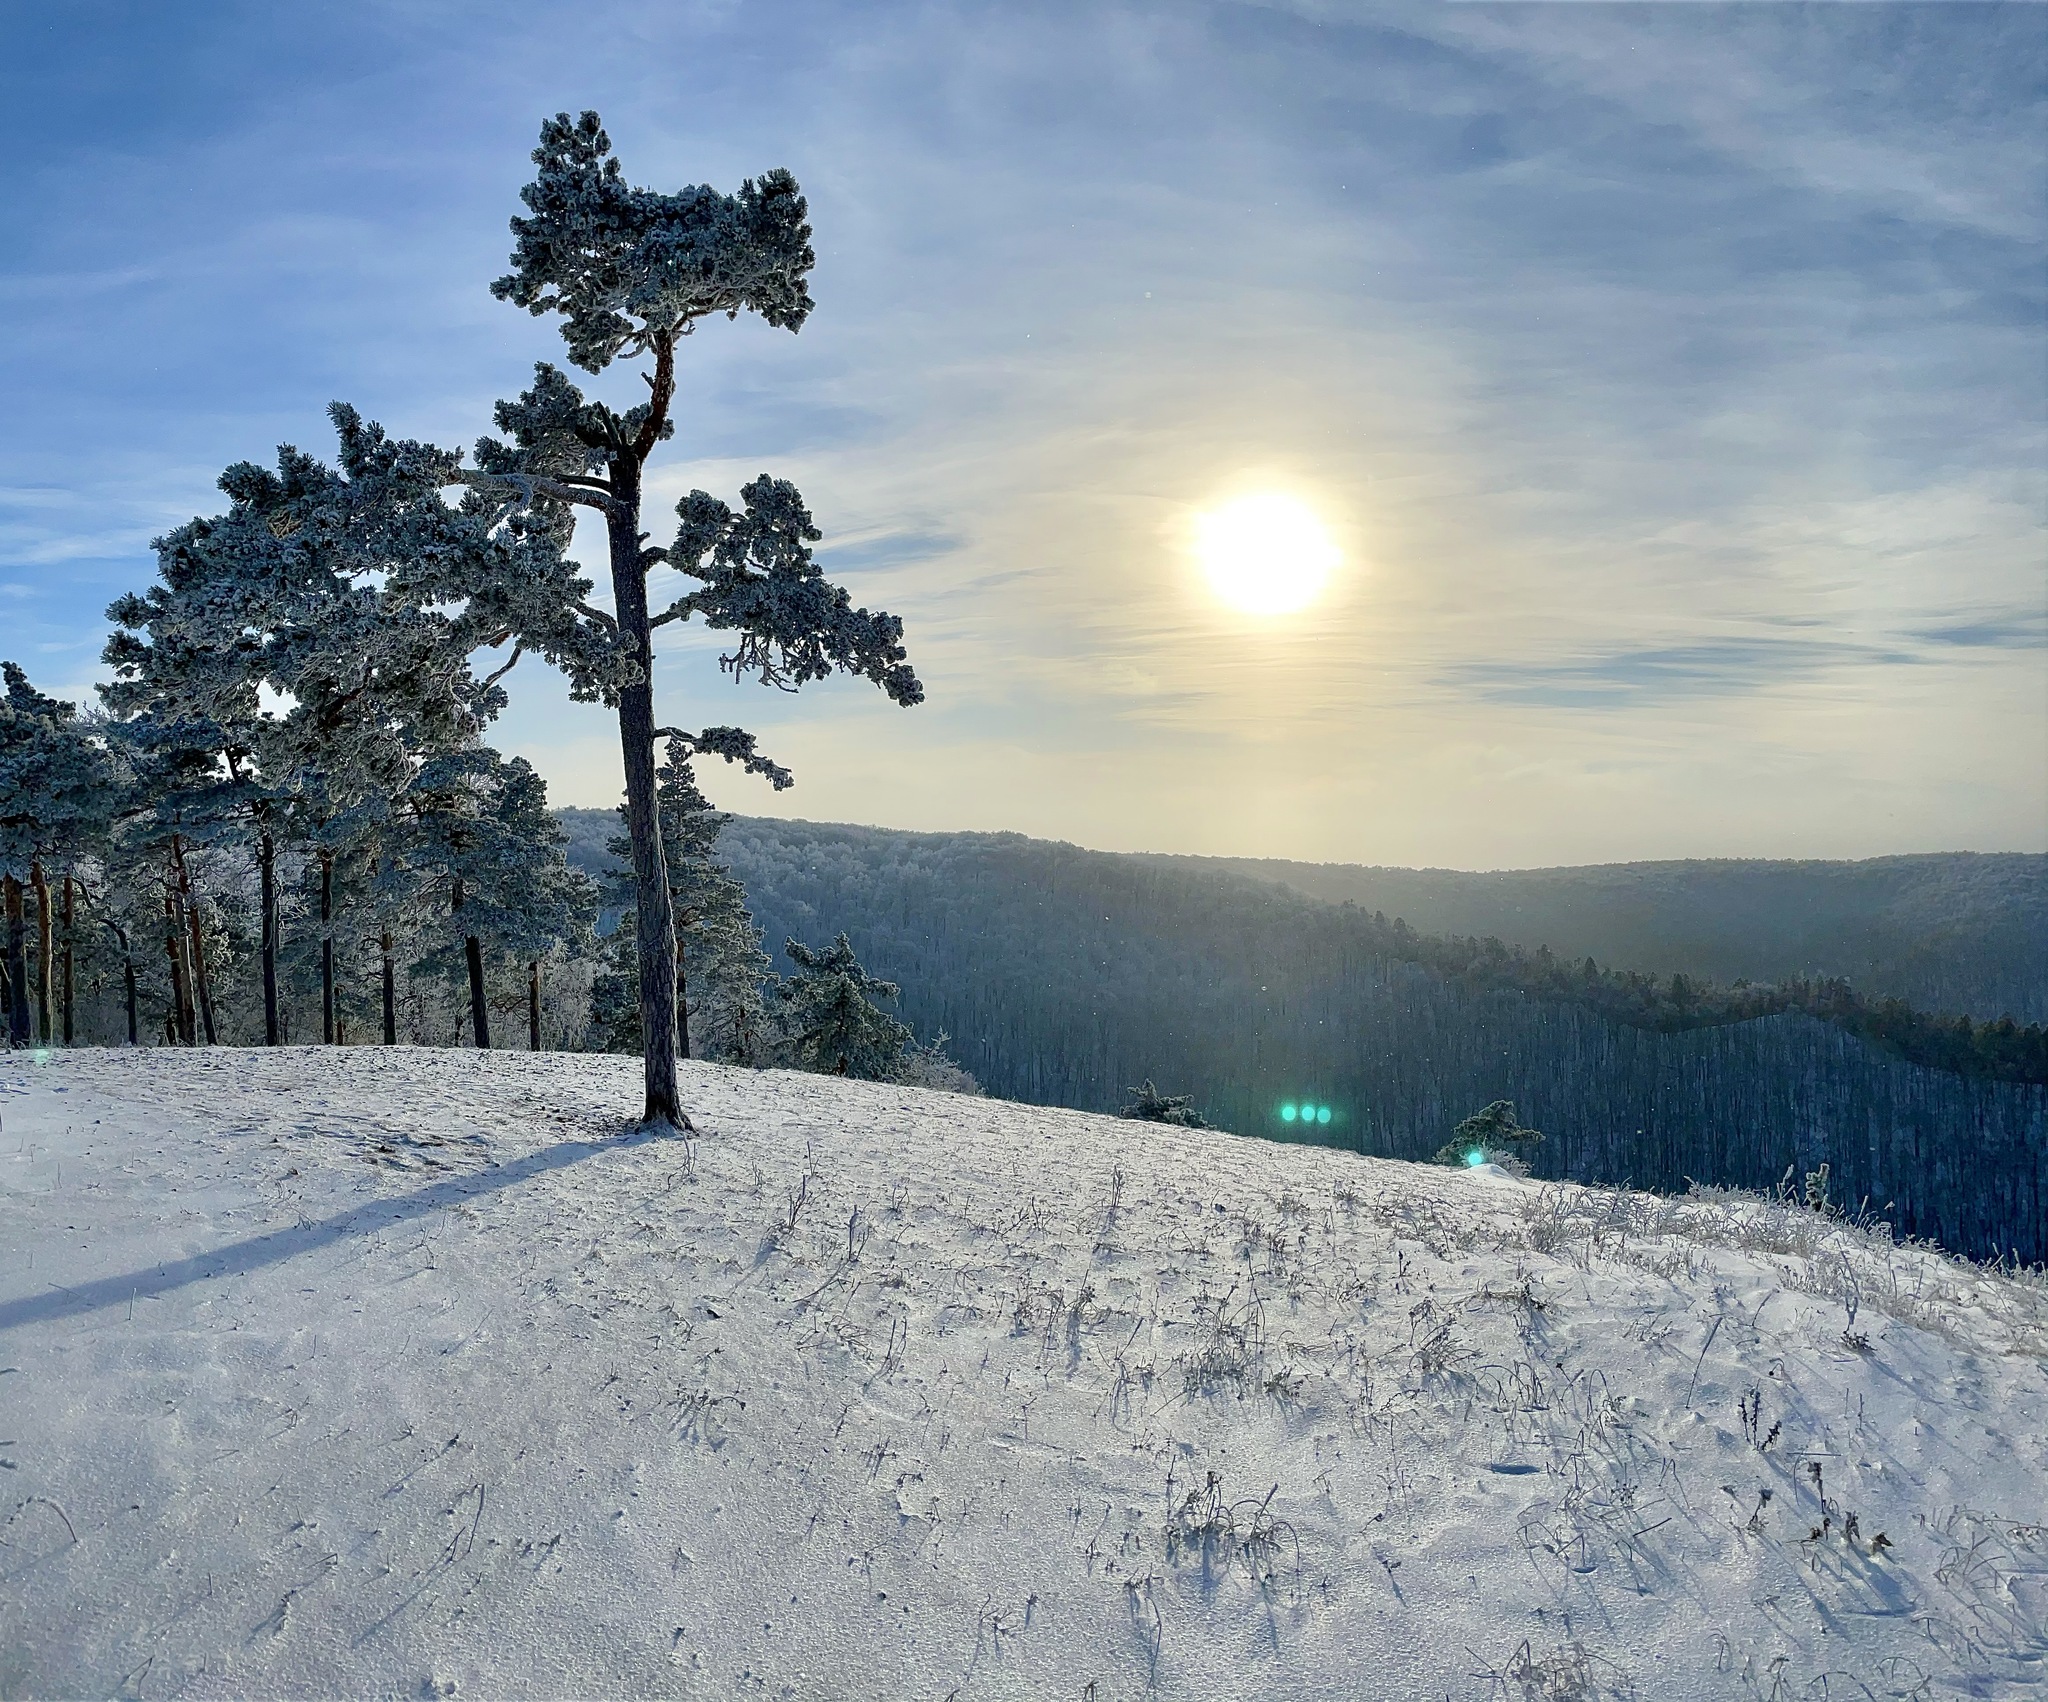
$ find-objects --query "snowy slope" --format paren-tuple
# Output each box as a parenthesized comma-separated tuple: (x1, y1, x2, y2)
(3, 1051, 2045, 1700)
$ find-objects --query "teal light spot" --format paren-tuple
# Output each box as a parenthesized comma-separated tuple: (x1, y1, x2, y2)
(1280, 1103, 1298, 1123)
(1316, 1106, 1331, 1125)
(1465, 1148, 1486, 1167)
(31, 1049, 50, 1064)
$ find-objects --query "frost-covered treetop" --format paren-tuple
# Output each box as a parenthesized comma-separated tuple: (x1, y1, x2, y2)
(3, 663, 71, 729)
(491, 109, 815, 374)
(0, 662, 118, 874)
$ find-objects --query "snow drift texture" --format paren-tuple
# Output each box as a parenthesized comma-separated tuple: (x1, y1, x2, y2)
(3, 1050, 2045, 1698)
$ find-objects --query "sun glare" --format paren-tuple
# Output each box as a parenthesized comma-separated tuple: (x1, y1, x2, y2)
(1193, 491, 1340, 616)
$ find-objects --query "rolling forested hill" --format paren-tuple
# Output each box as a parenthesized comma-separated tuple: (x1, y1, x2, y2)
(556, 810, 2048, 1260)
(1194, 851, 2048, 1024)
(559, 811, 2047, 1025)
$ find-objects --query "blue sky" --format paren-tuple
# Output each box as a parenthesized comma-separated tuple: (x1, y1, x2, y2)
(3, 1, 2042, 866)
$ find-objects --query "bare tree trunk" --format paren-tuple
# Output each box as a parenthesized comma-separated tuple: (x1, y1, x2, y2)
(607, 466, 686, 1127)
(2, 875, 27, 1047)
(453, 877, 490, 1049)
(29, 860, 52, 1044)
(102, 915, 138, 1046)
(187, 900, 218, 1045)
(171, 838, 217, 1046)
(320, 851, 335, 1046)
(464, 934, 490, 1048)
(528, 959, 542, 1051)
(164, 891, 194, 1045)
(676, 920, 692, 1063)
(381, 929, 397, 1045)
(60, 876, 73, 1046)
(259, 827, 280, 1046)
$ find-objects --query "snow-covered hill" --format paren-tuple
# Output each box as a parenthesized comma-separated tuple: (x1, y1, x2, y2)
(3, 1051, 2045, 1700)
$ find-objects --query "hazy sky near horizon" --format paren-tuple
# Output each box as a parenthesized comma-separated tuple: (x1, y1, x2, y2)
(3, 1, 2043, 868)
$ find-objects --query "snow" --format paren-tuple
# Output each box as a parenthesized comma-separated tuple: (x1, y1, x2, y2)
(3, 1048, 2046, 1700)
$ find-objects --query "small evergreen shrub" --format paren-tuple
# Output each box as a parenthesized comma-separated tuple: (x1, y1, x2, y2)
(1431, 1099, 1543, 1175)
(1118, 1079, 1207, 1128)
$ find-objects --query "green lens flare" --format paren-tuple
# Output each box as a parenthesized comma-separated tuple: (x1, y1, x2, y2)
(1465, 1149, 1486, 1167)
(1316, 1106, 1331, 1124)
(1280, 1104, 1298, 1122)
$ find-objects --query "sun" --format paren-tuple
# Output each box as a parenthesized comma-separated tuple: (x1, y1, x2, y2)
(1193, 491, 1340, 616)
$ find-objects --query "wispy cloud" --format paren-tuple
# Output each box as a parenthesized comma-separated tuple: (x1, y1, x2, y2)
(2, 1, 2040, 862)
(1907, 613, 2048, 651)
(816, 529, 966, 573)
(1444, 637, 1917, 710)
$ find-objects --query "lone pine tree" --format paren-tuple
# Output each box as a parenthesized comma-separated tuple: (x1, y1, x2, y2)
(452, 111, 921, 1124)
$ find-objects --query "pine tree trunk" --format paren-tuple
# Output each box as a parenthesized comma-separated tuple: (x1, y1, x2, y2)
(607, 472, 686, 1127)
(320, 851, 335, 1046)
(29, 860, 52, 1044)
(453, 877, 490, 1049)
(172, 839, 217, 1046)
(2, 875, 27, 1047)
(164, 891, 194, 1046)
(381, 930, 397, 1045)
(528, 959, 541, 1051)
(60, 876, 73, 1046)
(676, 933, 691, 1063)
(122, 954, 138, 1046)
(259, 828, 280, 1046)
(465, 934, 490, 1049)
(187, 901, 217, 1045)
(167, 883, 196, 1045)
(684, 917, 700, 1065)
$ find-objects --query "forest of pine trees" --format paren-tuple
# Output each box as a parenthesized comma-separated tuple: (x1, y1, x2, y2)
(693, 816, 2048, 1264)
(0, 647, 590, 1053)
(0, 655, 939, 1083)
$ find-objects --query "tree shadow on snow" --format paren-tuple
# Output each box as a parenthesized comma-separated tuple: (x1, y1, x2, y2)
(0, 1124, 680, 1336)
